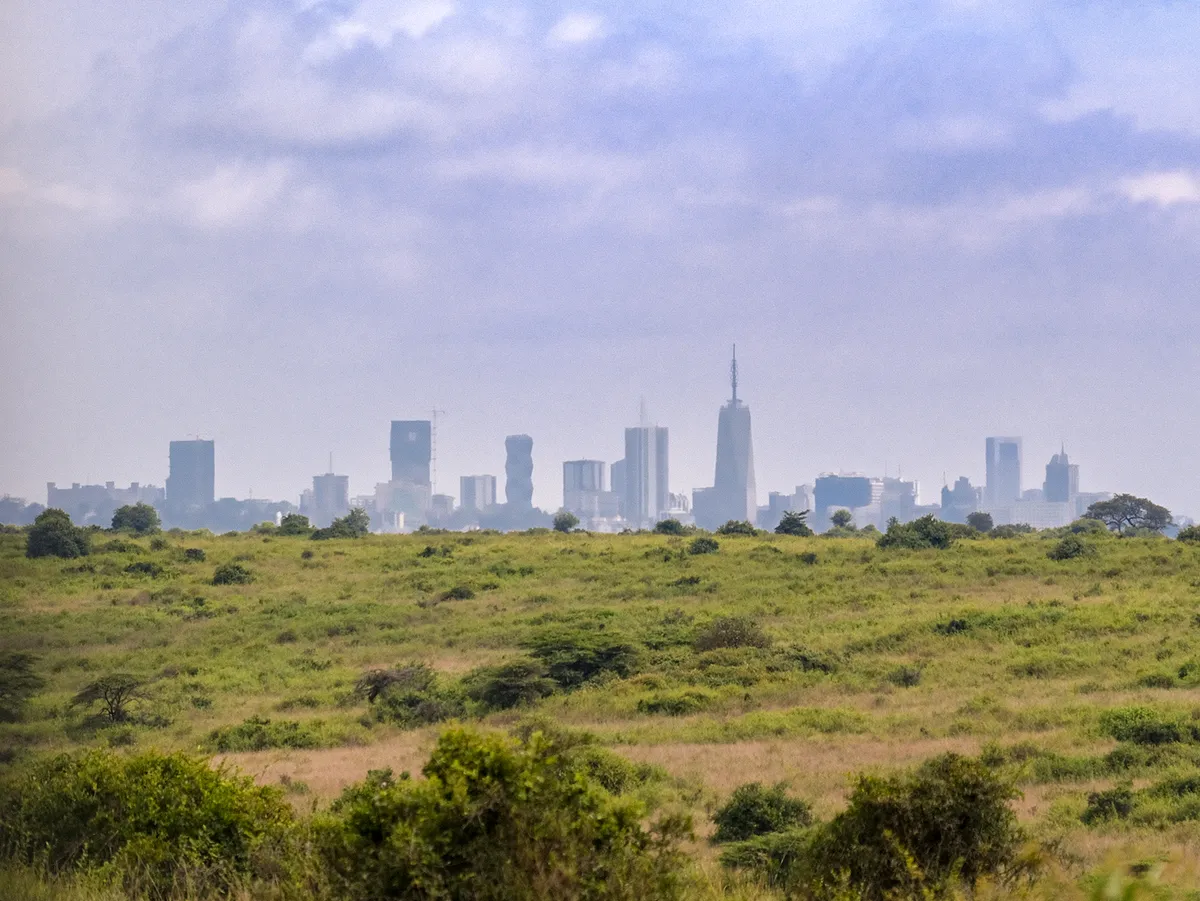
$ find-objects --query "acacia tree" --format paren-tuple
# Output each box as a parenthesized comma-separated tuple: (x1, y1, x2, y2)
(1085, 494, 1173, 535)
(72, 674, 144, 723)
(830, 509, 854, 529)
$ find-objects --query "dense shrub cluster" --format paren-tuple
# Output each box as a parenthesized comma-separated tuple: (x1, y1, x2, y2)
(693, 616, 771, 651)
(876, 515, 958, 550)
(721, 754, 1024, 900)
(0, 750, 296, 897)
(716, 520, 759, 536)
(206, 716, 325, 752)
(1047, 534, 1097, 560)
(26, 509, 90, 559)
(0, 653, 44, 723)
(712, 782, 813, 843)
(688, 536, 720, 555)
(212, 562, 253, 585)
(525, 631, 640, 689)
(1098, 706, 1197, 745)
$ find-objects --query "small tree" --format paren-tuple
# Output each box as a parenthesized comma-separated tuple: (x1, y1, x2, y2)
(26, 509, 90, 559)
(830, 509, 854, 529)
(0, 652, 45, 723)
(712, 782, 813, 843)
(1086, 494, 1173, 535)
(277, 513, 313, 536)
(552, 511, 580, 533)
(1178, 525, 1200, 543)
(213, 562, 253, 585)
(774, 510, 813, 536)
(688, 536, 720, 555)
(72, 674, 144, 723)
(654, 518, 686, 535)
(717, 520, 759, 536)
(966, 511, 994, 533)
(111, 503, 161, 535)
(312, 508, 371, 540)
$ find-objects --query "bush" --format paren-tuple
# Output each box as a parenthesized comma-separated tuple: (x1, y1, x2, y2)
(966, 512, 994, 533)
(1047, 534, 1097, 561)
(277, 513, 313, 536)
(357, 664, 465, 729)
(552, 511, 580, 533)
(439, 585, 476, 602)
(310, 508, 370, 540)
(124, 561, 165, 578)
(801, 753, 1024, 899)
(0, 749, 296, 898)
(694, 616, 771, 651)
(314, 728, 688, 901)
(636, 689, 715, 716)
(877, 515, 955, 550)
(212, 562, 253, 585)
(26, 509, 90, 559)
(464, 659, 557, 712)
(1081, 786, 1134, 824)
(712, 783, 813, 843)
(0, 653, 44, 723)
(775, 510, 813, 536)
(1098, 706, 1191, 745)
(183, 547, 206, 562)
(653, 519, 686, 535)
(716, 520, 759, 536)
(206, 716, 324, 752)
(992, 523, 1035, 538)
(1177, 524, 1200, 543)
(110, 503, 161, 535)
(718, 828, 813, 889)
(688, 536, 720, 555)
(886, 665, 923, 688)
(526, 632, 640, 690)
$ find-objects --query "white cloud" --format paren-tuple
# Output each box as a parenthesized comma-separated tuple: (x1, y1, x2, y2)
(304, 0, 456, 60)
(547, 12, 606, 46)
(1120, 170, 1200, 207)
(436, 145, 640, 189)
(173, 160, 292, 228)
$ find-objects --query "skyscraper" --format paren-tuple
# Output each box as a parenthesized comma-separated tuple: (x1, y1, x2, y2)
(505, 435, 534, 509)
(693, 348, 756, 529)
(390, 421, 432, 485)
(622, 428, 668, 527)
(460, 475, 497, 512)
(311, 472, 350, 528)
(1043, 447, 1080, 503)
(984, 437, 1022, 507)
(166, 440, 215, 508)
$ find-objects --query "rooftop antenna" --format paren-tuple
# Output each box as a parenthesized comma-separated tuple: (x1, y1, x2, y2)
(639, 396, 648, 427)
(730, 344, 739, 405)
(431, 409, 446, 495)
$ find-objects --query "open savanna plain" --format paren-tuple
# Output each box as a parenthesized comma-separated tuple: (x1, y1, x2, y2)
(4, 525, 1200, 898)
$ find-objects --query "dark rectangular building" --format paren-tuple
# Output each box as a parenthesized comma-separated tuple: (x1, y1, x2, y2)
(166, 440, 215, 508)
(390, 421, 432, 485)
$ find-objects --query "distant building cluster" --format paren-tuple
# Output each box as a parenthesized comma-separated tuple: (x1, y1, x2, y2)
(2, 347, 1128, 533)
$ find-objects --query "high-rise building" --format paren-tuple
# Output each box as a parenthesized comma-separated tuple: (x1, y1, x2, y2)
(390, 421, 432, 485)
(311, 473, 350, 527)
(940, 476, 981, 524)
(813, 474, 881, 529)
(693, 348, 756, 529)
(563, 459, 620, 521)
(1043, 448, 1080, 503)
(985, 437, 1022, 507)
(505, 435, 534, 509)
(623, 427, 669, 527)
(459, 475, 497, 512)
(166, 440, 215, 508)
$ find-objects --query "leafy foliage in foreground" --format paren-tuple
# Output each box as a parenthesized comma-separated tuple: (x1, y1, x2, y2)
(315, 728, 689, 901)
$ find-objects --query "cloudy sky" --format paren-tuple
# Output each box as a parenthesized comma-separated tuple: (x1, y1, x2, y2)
(2, 0, 1199, 515)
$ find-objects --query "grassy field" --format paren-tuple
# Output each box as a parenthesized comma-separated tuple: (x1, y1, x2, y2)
(4, 525, 1200, 893)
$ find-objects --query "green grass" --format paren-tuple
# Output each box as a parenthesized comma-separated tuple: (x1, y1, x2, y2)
(4, 527, 1200, 889)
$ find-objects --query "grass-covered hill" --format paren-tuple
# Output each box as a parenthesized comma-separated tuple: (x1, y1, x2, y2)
(3, 525, 1200, 897)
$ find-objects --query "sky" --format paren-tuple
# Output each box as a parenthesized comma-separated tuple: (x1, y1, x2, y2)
(2, 0, 1199, 516)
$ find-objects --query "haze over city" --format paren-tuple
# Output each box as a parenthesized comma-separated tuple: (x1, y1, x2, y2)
(3, 1, 1200, 515)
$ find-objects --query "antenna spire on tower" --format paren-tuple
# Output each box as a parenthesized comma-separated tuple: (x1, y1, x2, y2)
(730, 344, 739, 405)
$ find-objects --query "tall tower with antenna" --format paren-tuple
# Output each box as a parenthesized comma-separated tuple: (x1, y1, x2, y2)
(693, 345, 757, 528)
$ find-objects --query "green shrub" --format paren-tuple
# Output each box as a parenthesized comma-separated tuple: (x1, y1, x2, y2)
(206, 716, 324, 752)
(183, 547, 206, 562)
(212, 562, 253, 585)
(636, 689, 715, 716)
(440, 585, 476, 601)
(110, 503, 161, 535)
(124, 561, 165, 578)
(1081, 786, 1134, 824)
(310, 508, 370, 540)
(688, 536, 720, 555)
(569, 745, 667, 796)
(694, 616, 770, 651)
(525, 632, 640, 689)
(877, 515, 955, 550)
(0, 653, 44, 723)
(314, 728, 689, 901)
(0, 749, 295, 897)
(1048, 535, 1097, 561)
(552, 511, 580, 533)
(358, 664, 466, 729)
(464, 659, 557, 712)
(718, 828, 813, 889)
(801, 753, 1023, 899)
(775, 511, 813, 536)
(653, 518, 687, 535)
(1177, 524, 1200, 543)
(716, 520, 759, 536)
(886, 665, 923, 688)
(1099, 706, 1192, 745)
(26, 509, 90, 559)
(277, 513, 313, 536)
(712, 782, 813, 843)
